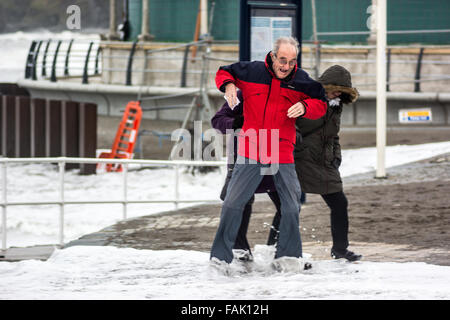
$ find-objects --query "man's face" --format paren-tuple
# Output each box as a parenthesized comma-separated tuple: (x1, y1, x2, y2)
(270, 43, 297, 79)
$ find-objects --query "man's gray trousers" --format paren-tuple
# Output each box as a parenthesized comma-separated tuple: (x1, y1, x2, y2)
(210, 156, 303, 263)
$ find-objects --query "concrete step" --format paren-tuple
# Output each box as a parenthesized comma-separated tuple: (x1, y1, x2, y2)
(0, 245, 57, 262)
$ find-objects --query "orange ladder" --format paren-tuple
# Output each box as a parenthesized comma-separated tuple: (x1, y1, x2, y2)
(98, 101, 142, 172)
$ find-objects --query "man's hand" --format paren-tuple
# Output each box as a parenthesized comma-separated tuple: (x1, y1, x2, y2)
(287, 102, 306, 118)
(224, 83, 238, 109)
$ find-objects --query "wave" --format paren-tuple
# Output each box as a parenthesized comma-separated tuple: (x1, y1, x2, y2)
(0, 29, 103, 40)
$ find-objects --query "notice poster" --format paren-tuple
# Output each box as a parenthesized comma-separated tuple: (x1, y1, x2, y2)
(399, 108, 433, 123)
(251, 16, 292, 61)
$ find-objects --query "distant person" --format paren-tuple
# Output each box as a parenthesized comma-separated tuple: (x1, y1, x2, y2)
(268, 65, 362, 261)
(210, 36, 327, 268)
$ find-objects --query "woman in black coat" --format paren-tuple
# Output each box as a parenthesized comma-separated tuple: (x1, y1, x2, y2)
(268, 65, 362, 261)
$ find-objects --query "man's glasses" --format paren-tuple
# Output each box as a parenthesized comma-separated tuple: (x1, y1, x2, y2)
(274, 54, 297, 67)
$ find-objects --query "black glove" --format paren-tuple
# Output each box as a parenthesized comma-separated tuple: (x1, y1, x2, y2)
(332, 158, 341, 169)
(232, 115, 244, 129)
(295, 131, 303, 145)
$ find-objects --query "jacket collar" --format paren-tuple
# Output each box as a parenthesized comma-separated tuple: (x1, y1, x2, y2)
(265, 51, 298, 82)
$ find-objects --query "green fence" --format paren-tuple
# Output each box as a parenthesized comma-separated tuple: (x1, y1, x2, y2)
(386, 0, 450, 44)
(303, 0, 450, 44)
(302, 0, 371, 43)
(128, 0, 238, 42)
(128, 0, 450, 44)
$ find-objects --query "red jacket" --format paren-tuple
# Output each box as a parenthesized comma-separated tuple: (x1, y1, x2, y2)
(215, 53, 327, 163)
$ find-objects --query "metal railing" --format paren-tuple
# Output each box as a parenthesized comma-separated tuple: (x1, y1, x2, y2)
(302, 41, 450, 92)
(25, 39, 102, 84)
(315, 29, 450, 37)
(307, 26, 450, 91)
(25, 38, 219, 87)
(0, 157, 226, 250)
(24, 37, 450, 92)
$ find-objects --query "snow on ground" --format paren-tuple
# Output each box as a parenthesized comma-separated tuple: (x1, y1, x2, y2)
(0, 245, 448, 300)
(2, 162, 225, 248)
(1, 141, 450, 300)
(2, 141, 450, 248)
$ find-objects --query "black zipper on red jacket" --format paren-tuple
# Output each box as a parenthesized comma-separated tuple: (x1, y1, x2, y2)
(262, 82, 272, 128)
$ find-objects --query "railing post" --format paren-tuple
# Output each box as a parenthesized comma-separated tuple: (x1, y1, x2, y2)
(58, 160, 65, 247)
(386, 48, 391, 92)
(174, 164, 179, 210)
(51, 40, 62, 82)
(313, 42, 321, 80)
(1, 161, 7, 251)
(200, 45, 213, 120)
(25, 40, 37, 79)
(123, 163, 128, 220)
(180, 44, 191, 87)
(64, 39, 74, 76)
(414, 47, 425, 92)
(82, 42, 94, 84)
(126, 40, 138, 86)
(32, 41, 43, 80)
(94, 46, 102, 75)
(42, 39, 51, 77)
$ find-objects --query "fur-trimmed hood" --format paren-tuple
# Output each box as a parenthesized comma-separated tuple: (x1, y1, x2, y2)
(318, 65, 359, 104)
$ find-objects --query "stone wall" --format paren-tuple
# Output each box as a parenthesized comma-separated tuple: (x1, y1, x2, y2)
(100, 42, 450, 94)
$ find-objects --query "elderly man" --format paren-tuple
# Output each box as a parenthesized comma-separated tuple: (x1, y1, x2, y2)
(210, 36, 327, 268)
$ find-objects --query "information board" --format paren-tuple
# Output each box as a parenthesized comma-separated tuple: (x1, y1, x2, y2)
(399, 108, 433, 123)
(251, 16, 293, 61)
(239, 0, 302, 64)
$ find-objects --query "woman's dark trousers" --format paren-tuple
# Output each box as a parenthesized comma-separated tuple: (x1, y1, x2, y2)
(321, 191, 349, 251)
(267, 191, 349, 251)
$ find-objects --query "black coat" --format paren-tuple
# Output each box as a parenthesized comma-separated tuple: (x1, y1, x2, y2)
(294, 102, 343, 195)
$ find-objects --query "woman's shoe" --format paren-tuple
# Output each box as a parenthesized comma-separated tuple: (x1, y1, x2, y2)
(331, 248, 362, 262)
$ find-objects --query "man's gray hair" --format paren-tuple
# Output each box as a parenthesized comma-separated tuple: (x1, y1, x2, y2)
(272, 36, 300, 56)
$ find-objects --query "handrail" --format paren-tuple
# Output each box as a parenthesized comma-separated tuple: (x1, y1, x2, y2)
(50, 40, 62, 82)
(414, 48, 425, 92)
(316, 29, 450, 36)
(0, 157, 226, 250)
(31, 40, 43, 80)
(64, 39, 74, 76)
(41, 39, 51, 77)
(24, 37, 450, 91)
(25, 38, 101, 84)
(82, 42, 94, 84)
(126, 40, 138, 86)
(355, 76, 450, 88)
(24, 40, 37, 79)
(94, 46, 102, 75)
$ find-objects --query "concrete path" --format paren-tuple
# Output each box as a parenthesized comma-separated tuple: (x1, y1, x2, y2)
(2, 152, 449, 265)
(0, 245, 57, 262)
